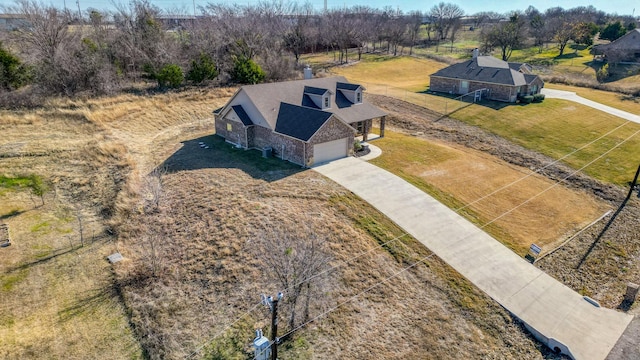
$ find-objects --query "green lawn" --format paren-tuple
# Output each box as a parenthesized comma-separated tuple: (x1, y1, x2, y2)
(451, 99, 640, 186)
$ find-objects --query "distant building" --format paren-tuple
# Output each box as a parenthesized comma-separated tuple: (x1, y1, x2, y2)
(429, 49, 544, 103)
(593, 29, 640, 64)
(0, 14, 29, 31)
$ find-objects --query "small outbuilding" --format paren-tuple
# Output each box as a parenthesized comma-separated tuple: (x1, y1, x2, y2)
(214, 76, 387, 167)
(429, 49, 544, 103)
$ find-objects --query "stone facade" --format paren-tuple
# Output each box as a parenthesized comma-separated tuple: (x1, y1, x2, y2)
(215, 112, 355, 167)
(306, 116, 356, 166)
(430, 75, 544, 103)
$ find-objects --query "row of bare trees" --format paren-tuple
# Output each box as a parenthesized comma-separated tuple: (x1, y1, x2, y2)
(0, 0, 637, 100)
(479, 5, 637, 60)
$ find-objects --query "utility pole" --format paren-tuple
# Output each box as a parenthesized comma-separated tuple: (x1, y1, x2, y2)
(261, 293, 283, 360)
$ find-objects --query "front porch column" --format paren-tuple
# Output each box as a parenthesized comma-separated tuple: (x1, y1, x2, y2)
(380, 116, 386, 138)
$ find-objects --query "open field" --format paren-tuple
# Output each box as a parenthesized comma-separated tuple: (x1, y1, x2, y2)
(0, 88, 232, 359)
(0, 88, 558, 359)
(369, 130, 609, 255)
(115, 135, 553, 359)
(450, 99, 640, 186)
(313, 54, 468, 114)
(365, 93, 640, 314)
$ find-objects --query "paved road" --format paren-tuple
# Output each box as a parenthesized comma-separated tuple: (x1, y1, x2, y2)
(314, 157, 633, 360)
(542, 88, 640, 124)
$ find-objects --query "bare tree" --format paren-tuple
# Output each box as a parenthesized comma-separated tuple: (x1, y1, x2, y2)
(429, 2, 464, 41)
(257, 223, 332, 330)
(406, 11, 423, 55)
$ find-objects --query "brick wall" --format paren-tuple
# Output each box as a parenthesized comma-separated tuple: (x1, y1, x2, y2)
(307, 116, 356, 166)
(430, 76, 517, 102)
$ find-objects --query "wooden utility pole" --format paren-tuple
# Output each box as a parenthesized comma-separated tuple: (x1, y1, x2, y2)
(261, 293, 283, 360)
(270, 297, 279, 360)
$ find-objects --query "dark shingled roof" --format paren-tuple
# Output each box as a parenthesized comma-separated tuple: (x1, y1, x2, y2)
(431, 56, 541, 87)
(239, 76, 387, 129)
(231, 105, 253, 126)
(274, 103, 332, 141)
(303, 86, 330, 96)
(336, 82, 361, 91)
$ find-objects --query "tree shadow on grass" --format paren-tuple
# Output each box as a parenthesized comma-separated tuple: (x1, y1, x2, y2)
(157, 135, 303, 182)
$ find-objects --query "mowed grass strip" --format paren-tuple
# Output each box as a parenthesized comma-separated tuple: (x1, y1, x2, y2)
(451, 99, 640, 185)
(547, 83, 640, 115)
(322, 55, 467, 114)
(369, 130, 608, 255)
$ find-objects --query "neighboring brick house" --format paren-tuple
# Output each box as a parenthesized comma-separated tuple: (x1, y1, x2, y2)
(214, 76, 387, 167)
(593, 29, 640, 64)
(430, 50, 544, 103)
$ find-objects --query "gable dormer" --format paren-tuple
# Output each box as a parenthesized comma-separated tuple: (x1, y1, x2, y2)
(303, 86, 332, 110)
(336, 82, 364, 104)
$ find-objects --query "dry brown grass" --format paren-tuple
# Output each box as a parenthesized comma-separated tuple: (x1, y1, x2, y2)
(114, 138, 553, 359)
(1, 85, 561, 359)
(0, 87, 234, 360)
(370, 131, 610, 255)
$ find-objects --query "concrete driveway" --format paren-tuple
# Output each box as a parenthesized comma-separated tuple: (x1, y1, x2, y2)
(542, 88, 640, 124)
(314, 157, 633, 360)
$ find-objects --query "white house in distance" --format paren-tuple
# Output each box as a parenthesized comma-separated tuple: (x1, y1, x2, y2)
(214, 76, 387, 167)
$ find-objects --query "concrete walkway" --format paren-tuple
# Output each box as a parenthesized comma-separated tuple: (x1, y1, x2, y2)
(314, 157, 633, 360)
(542, 88, 640, 124)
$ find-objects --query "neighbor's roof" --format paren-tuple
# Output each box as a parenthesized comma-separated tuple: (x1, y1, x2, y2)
(596, 29, 640, 51)
(274, 103, 334, 141)
(431, 56, 540, 87)
(239, 76, 387, 129)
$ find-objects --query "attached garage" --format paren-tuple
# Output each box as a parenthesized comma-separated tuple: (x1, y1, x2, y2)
(313, 137, 349, 165)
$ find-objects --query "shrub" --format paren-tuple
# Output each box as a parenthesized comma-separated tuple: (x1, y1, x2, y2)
(0, 42, 30, 91)
(230, 56, 265, 84)
(156, 64, 183, 88)
(354, 140, 363, 152)
(533, 94, 545, 102)
(519, 95, 534, 104)
(596, 64, 610, 83)
(186, 53, 218, 84)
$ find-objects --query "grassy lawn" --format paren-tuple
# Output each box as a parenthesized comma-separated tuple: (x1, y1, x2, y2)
(451, 99, 640, 186)
(547, 83, 640, 114)
(309, 55, 468, 114)
(369, 130, 608, 255)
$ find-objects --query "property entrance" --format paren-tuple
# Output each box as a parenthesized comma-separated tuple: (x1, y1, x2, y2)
(313, 137, 349, 164)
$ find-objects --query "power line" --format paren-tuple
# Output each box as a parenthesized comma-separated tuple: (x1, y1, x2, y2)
(183, 233, 407, 358)
(481, 128, 640, 229)
(454, 120, 633, 213)
(255, 126, 640, 348)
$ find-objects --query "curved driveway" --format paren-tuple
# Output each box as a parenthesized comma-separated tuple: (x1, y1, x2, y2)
(314, 157, 632, 360)
(542, 88, 640, 124)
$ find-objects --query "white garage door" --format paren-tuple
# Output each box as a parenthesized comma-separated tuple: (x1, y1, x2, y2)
(313, 138, 348, 165)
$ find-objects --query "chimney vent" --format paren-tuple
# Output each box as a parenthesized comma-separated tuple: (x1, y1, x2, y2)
(472, 48, 479, 59)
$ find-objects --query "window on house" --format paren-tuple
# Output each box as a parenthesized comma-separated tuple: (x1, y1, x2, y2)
(226, 123, 232, 131)
(324, 96, 330, 108)
(356, 121, 365, 133)
(356, 91, 362, 103)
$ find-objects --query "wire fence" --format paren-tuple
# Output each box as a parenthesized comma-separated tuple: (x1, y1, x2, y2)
(361, 82, 481, 116)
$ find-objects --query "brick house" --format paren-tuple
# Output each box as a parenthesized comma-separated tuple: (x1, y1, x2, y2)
(214, 76, 387, 167)
(430, 50, 544, 103)
(593, 29, 640, 64)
